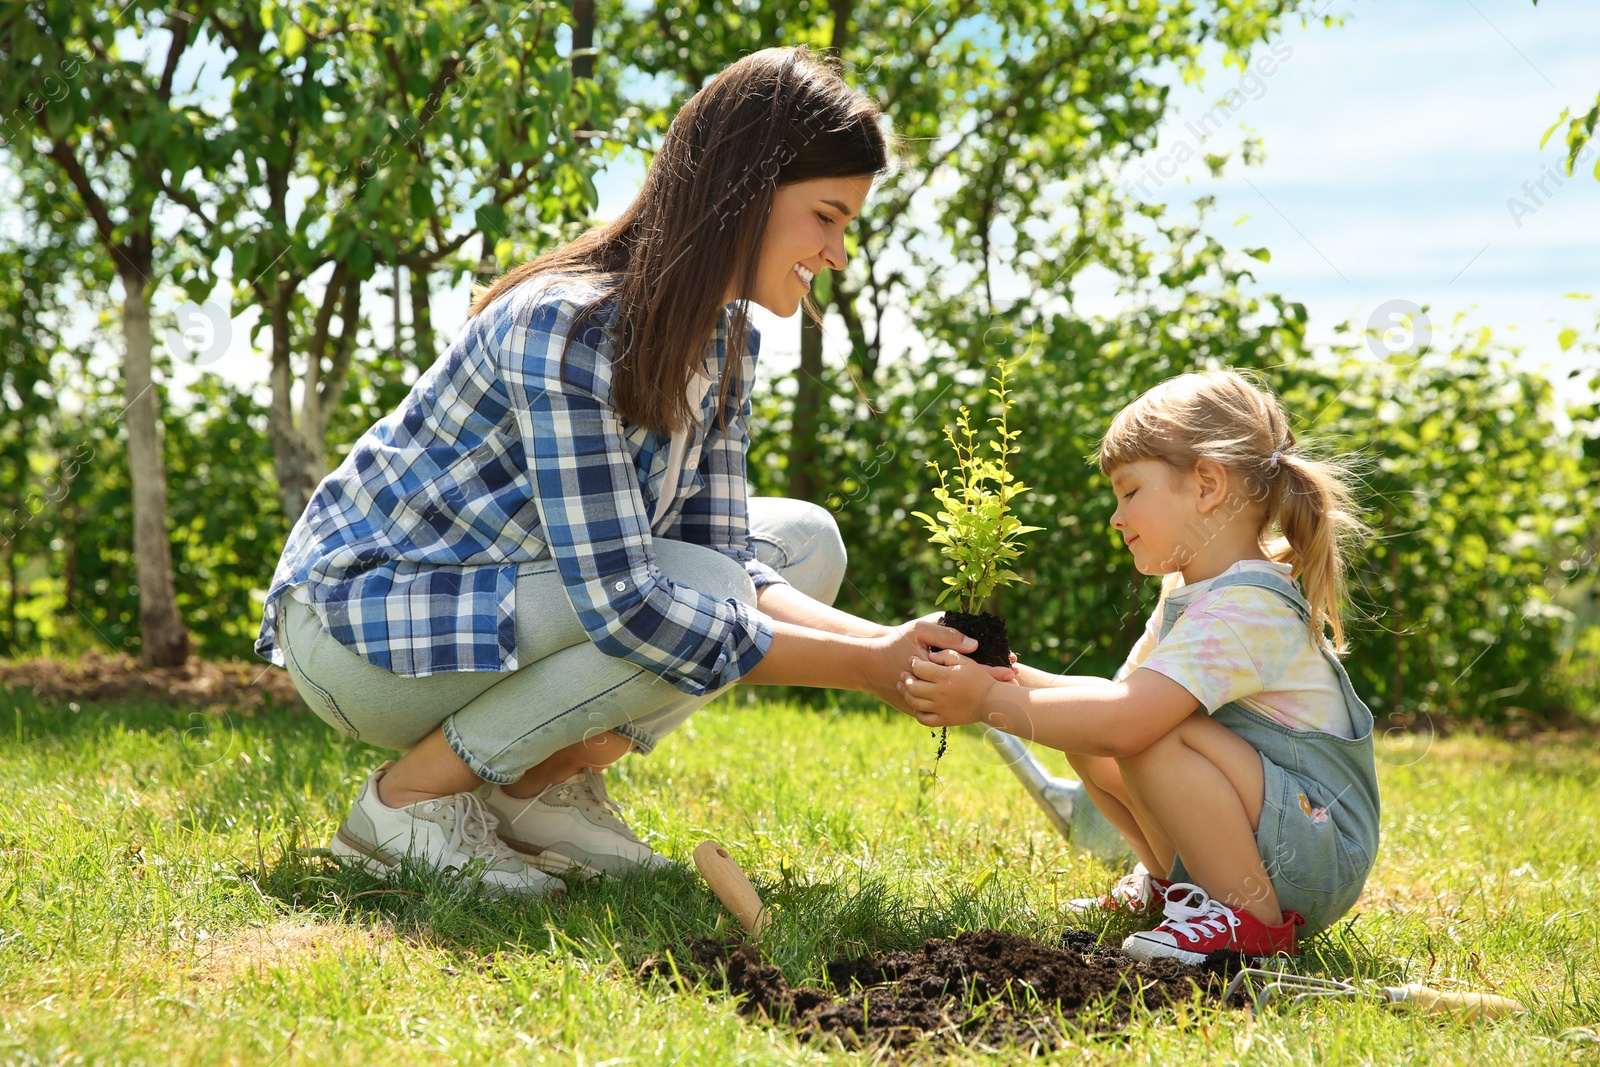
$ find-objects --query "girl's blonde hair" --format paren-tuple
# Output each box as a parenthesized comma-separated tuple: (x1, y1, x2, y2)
(1097, 369, 1366, 653)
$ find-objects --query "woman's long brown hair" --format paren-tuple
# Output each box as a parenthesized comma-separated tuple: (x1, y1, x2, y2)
(470, 46, 890, 435)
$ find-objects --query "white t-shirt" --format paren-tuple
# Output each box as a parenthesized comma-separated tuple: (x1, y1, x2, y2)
(1119, 560, 1355, 738)
(651, 371, 714, 527)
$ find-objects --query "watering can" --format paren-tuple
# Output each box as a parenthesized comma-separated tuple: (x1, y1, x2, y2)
(985, 728, 1136, 865)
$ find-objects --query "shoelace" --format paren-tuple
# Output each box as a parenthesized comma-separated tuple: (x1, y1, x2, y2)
(1108, 867, 1155, 907)
(429, 791, 519, 865)
(580, 769, 646, 841)
(539, 771, 643, 841)
(1157, 882, 1242, 945)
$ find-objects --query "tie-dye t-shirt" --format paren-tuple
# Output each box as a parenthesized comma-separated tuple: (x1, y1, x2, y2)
(1117, 560, 1354, 738)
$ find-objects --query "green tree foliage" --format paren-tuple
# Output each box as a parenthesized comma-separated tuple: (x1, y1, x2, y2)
(0, 228, 79, 654)
(1291, 338, 1591, 724)
(20, 367, 285, 662)
(1541, 99, 1598, 180)
(173, 0, 619, 520)
(1532, 0, 1598, 179)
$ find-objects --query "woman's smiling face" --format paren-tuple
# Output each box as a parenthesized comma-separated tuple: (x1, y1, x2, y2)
(742, 175, 874, 316)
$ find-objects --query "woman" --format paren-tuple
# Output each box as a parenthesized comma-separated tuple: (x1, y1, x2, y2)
(256, 47, 986, 896)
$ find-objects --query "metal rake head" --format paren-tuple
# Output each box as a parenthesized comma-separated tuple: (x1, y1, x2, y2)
(1222, 967, 1381, 1014)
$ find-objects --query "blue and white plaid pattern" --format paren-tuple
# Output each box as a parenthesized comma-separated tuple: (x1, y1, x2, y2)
(255, 274, 784, 695)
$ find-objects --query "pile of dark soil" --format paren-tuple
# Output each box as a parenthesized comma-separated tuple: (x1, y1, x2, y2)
(0, 649, 301, 712)
(640, 928, 1232, 1052)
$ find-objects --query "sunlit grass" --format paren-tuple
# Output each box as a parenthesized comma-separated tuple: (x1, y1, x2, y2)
(0, 686, 1594, 1064)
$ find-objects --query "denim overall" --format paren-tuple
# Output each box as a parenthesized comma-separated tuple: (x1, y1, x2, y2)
(1160, 568, 1381, 937)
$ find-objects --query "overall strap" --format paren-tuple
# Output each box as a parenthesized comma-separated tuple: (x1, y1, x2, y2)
(1157, 567, 1311, 641)
(1201, 568, 1311, 621)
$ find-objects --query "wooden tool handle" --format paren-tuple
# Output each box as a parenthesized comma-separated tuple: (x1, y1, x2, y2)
(1386, 983, 1525, 1021)
(692, 840, 768, 936)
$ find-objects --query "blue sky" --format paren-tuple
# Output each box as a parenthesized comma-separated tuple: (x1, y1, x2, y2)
(171, 0, 1600, 404)
(1123, 0, 1600, 395)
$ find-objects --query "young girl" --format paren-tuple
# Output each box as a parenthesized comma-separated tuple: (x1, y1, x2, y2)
(898, 370, 1380, 963)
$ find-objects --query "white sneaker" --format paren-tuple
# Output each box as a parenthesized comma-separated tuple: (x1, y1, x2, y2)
(329, 762, 566, 897)
(481, 768, 671, 878)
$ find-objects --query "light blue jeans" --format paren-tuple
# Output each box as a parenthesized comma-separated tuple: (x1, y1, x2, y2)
(278, 497, 847, 783)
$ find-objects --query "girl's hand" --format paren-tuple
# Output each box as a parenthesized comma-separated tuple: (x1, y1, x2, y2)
(896, 648, 1003, 727)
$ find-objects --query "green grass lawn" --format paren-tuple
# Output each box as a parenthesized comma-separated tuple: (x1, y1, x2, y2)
(0, 686, 1596, 1065)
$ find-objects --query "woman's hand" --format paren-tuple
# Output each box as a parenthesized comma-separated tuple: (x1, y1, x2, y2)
(897, 648, 1006, 727)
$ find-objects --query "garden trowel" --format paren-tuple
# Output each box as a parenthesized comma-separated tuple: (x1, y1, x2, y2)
(985, 729, 1135, 865)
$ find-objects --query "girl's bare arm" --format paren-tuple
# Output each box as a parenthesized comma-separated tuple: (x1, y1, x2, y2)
(1012, 662, 1122, 690)
(900, 651, 1200, 758)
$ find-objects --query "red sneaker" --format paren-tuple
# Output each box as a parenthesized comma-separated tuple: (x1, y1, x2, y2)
(1064, 864, 1174, 917)
(1120, 883, 1304, 965)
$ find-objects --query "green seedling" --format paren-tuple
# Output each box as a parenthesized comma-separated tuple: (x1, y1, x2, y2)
(912, 357, 1042, 762)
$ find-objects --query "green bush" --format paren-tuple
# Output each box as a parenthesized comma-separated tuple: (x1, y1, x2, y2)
(752, 302, 1596, 723)
(11, 372, 286, 663)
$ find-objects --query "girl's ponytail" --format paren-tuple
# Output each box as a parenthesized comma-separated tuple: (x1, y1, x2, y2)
(1271, 450, 1365, 653)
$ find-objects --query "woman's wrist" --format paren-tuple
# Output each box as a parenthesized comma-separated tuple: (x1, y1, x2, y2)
(846, 632, 890, 694)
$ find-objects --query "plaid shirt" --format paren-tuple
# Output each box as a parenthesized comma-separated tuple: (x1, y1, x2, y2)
(255, 274, 784, 695)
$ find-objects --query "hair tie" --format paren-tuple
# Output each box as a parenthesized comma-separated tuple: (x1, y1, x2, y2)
(1268, 451, 1282, 470)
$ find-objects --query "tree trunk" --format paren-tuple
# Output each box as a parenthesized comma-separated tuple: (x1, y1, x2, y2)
(784, 0, 850, 505)
(410, 265, 435, 367)
(571, 0, 595, 80)
(61, 497, 78, 609)
(267, 286, 319, 523)
(832, 275, 877, 384)
(306, 268, 362, 463)
(393, 264, 402, 363)
(120, 269, 188, 667)
(828, 0, 850, 51)
(787, 307, 825, 502)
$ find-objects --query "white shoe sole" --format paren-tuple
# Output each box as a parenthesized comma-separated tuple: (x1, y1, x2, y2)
(500, 837, 601, 878)
(329, 823, 566, 897)
(329, 823, 401, 879)
(500, 833, 674, 879)
(1120, 934, 1209, 966)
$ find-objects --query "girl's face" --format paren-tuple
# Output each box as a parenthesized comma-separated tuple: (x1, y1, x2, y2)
(1107, 460, 1201, 576)
(744, 175, 874, 316)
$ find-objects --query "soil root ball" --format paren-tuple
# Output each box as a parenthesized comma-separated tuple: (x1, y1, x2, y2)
(640, 928, 1225, 1053)
(934, 611, 1011, 668)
